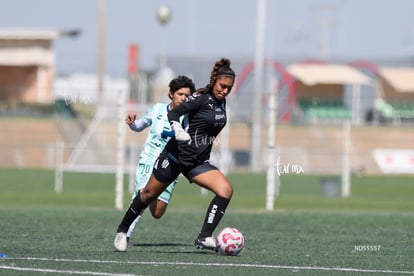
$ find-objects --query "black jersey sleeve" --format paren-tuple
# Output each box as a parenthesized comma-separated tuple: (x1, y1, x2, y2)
(167, 93, 205, 123)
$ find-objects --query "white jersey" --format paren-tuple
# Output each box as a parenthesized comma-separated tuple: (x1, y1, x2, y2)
(129, 103, 173, 165)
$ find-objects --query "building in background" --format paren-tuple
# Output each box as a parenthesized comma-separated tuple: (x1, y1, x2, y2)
(0, 29, 60, 105)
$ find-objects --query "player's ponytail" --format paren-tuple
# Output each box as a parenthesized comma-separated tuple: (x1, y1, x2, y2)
(197, 58, 236, 95)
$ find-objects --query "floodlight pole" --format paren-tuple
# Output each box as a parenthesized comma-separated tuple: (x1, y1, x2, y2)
(251, 0, 267, 172)
(54, 140, 64, 193)
(352, 83, 361, 125)
(115, 90, 127, 210)
(266, 75, 279, 211)
(97, 0, 106, 105)
(341, 119, 351, 198)
(220, 106, 231, 175)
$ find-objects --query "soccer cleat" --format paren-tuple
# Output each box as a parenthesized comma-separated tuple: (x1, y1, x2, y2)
(194, 236, 217, 251)
(114, 232, 128, 252)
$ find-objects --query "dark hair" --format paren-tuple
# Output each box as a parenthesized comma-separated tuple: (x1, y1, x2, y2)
(168, 75, 196, 99)
(196, 58, 236, 94)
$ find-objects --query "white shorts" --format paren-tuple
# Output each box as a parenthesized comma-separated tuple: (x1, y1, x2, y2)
(133, 163, 177, 204)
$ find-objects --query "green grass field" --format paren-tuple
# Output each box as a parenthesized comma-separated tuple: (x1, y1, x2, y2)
(0, 168, 413, 275)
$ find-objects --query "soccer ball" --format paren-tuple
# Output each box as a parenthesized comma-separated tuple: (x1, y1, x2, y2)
(215, 227, 244, 256)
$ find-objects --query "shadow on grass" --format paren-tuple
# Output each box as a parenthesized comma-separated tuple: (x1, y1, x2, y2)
(131, 243, 216, 255)
(132, 242, 188, 247)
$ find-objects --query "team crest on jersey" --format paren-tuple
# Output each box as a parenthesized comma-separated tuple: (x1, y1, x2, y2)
(139, 174, 147, 183)
(161, 158, 169, 168)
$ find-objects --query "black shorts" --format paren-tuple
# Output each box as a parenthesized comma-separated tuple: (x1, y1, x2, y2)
(153, 152, 219, 183)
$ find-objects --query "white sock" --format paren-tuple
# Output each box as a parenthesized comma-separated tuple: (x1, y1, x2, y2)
(126, 215, 142, 239)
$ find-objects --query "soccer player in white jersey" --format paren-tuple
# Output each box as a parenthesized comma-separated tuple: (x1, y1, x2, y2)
(124, 75, 195, 243)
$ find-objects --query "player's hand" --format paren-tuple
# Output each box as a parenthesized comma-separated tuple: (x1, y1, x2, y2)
(170, 121, 191, 144)
(125, 114, 136, 125)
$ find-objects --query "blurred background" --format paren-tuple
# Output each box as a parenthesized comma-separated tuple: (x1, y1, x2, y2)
(1, 0, 413, 208)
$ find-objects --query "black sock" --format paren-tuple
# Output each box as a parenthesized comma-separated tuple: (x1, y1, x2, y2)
(198, 195, 230, 239)
(117, 193, 148, 233)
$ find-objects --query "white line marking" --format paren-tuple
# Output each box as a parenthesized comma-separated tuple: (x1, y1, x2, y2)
(0, 265, 142, 276)
(5, 257, 414, 274)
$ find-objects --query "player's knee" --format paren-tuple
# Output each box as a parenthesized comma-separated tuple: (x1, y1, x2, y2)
(150, 207, 164, 219)
(217, 182, 233, 199)
(149, 201, 167, 219)
(225, 185, 233, 199)
(151, 212, 163, 219)
(140, 187, 158, 203)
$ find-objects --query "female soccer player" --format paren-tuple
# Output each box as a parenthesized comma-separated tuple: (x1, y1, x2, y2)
(114, 58, 236, 252)
(125, 75, 195, 243)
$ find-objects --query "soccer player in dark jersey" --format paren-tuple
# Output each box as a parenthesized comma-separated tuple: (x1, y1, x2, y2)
(114, 58, 236, 252)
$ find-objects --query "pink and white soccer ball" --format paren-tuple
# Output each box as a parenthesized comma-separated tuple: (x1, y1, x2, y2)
(215, 227, 245, 256)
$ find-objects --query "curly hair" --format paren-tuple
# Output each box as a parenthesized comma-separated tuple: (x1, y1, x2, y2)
(168, 75, 196, 99)
(197, 57, 236, 94)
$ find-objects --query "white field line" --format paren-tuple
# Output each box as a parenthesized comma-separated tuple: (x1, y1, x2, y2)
(3, 257, 414, 274)
(0, 265, 142, 276)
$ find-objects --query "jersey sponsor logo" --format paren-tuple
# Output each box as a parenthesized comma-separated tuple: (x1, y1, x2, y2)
(215, 114, 226, 120)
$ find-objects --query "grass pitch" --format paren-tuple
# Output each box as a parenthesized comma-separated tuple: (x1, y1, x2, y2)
(0, 168, 413, 275)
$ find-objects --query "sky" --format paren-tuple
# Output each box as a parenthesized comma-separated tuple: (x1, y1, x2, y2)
(1, 0, 413, 77)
